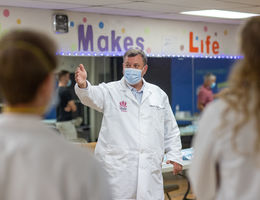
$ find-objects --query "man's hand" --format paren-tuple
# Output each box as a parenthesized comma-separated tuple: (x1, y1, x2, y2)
(64, 100, 77, 112)
(75, 64, 87, 88)
(64, 105, 71, 112)
(166, 160, 183, 175)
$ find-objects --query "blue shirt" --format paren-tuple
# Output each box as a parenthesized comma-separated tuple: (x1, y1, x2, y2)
(126, 81, 145, 104)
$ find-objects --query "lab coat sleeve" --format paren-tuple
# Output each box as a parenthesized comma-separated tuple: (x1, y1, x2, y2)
(164, 96, 183, 165)
(74, 81, 106, 113)
(188, 104, 218, 200)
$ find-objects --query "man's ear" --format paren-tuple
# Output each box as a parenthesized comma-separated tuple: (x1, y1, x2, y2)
(142, 65, 148, 76)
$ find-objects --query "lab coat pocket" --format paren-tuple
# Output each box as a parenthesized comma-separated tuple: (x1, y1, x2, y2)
(149, 104, 165, 120)
(104, 148, 128, 173)
(149, 104, 165, 132)
(151, 152, 163, 175)
(149, 152, 164, 198)
(104, 147, 138, 198)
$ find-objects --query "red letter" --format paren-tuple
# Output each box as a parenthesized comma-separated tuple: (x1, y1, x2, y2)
(205, 36, 211, 54)
(189, 32, 198, 53)
(212, 41, 219, 54)
(200, 40, 204, 53)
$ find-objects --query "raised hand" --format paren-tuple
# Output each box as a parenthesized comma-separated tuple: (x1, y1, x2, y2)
(75, 64, 87, 88)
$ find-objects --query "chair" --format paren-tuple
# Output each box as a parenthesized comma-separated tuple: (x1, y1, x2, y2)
(164, 184, 180, 200)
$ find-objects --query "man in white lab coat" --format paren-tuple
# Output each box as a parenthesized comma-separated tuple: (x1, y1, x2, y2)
(0, 29, 111, 200)
(75, 49, 183, 200)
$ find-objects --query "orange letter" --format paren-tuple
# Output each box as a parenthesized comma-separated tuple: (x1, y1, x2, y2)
(206, 36, 211, 54)
(200, 40, 204, 53)
(189, 32, 198, 53)
(212, 41, 219, 54)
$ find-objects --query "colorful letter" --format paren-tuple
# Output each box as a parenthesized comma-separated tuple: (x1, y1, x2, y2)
(124, 37, 133, 51)
(212, 41, 219, 54)
(111, 30, 122, 52)
(136, 37, 144, 50)
(189, 32, 198, 53)
(97, 35, 109, 51)
(78, 24, 93, 51)
(206, 36, 211, 54)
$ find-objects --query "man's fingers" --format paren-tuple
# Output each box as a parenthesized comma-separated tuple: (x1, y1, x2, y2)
(173, 167, 180, 175)
(79, 64, 85, 72)
(166, 161, 183, 175)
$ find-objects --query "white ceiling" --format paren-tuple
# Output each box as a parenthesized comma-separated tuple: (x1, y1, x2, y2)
(0, 0, 260, 24)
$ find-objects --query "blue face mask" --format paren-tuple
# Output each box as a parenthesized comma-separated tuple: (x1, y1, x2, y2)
(67, 79, 72, 87)
(124, 68, 142, 85)
(211, 82, 216, 89)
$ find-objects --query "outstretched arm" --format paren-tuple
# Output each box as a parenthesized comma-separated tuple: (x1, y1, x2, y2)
(74, 64, 106, 113)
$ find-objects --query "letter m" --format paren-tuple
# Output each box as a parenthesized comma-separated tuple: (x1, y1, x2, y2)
(78, 24, 93, 51)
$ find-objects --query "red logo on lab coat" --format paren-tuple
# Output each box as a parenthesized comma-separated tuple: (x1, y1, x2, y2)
(119, 101, 127, 112)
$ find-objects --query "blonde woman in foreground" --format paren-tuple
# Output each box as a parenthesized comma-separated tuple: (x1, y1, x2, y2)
(189, 16, 260, 200)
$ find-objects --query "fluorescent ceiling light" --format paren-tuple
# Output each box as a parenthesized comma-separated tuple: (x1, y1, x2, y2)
(181, 9, 259, 19)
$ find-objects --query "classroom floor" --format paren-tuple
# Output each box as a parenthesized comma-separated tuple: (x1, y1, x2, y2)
(163, 172, 196, 200)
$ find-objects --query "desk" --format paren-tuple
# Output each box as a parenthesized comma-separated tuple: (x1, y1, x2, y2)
(180, 128, 195, 137)
(175, 116, 197, 122)
(42, 119, 56, 126)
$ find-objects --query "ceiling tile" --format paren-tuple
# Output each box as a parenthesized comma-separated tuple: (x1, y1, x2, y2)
(0, 0, 258, 24)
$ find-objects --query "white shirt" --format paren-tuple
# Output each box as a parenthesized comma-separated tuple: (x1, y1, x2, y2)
(189, 99, 260, 200)
(0, 113, 111, 200)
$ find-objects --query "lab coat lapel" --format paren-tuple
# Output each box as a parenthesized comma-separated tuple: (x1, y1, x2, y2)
(141, 79, 152, 104)
(120, 78, 139, 104)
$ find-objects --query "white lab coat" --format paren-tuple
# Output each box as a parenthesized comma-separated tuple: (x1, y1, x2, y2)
(189, 99, 260, 200)
(75, 77, 182, 200)
(0, 113, 111, 200)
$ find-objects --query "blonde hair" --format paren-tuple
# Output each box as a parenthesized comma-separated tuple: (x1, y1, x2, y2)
(220, 16, 260, 153)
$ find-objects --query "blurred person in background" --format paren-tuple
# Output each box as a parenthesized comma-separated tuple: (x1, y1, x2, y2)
(56, 70, 78, 140)
(197, 73, 216, 112)
(0, 29, 111, 200)
(190, 16, 260, 200)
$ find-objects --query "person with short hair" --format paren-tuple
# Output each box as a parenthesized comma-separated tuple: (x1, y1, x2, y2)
(75, 48, 183, 199)
(0, 29, 111, 200)
(197, 73, 217, 111)
(190, 16, 260, 200)
(56, 70, 78, 140)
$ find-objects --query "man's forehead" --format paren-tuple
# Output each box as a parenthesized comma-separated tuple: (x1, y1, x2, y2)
(124, 55, 143, 62)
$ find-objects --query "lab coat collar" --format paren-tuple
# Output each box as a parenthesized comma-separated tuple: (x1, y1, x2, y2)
(119, 77, 150, 91)
(120, 77, 152, 104)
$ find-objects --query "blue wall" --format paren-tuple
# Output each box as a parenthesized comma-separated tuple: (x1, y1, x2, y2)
(171, 58, 237, 114)
(171, 58, 193, 113)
